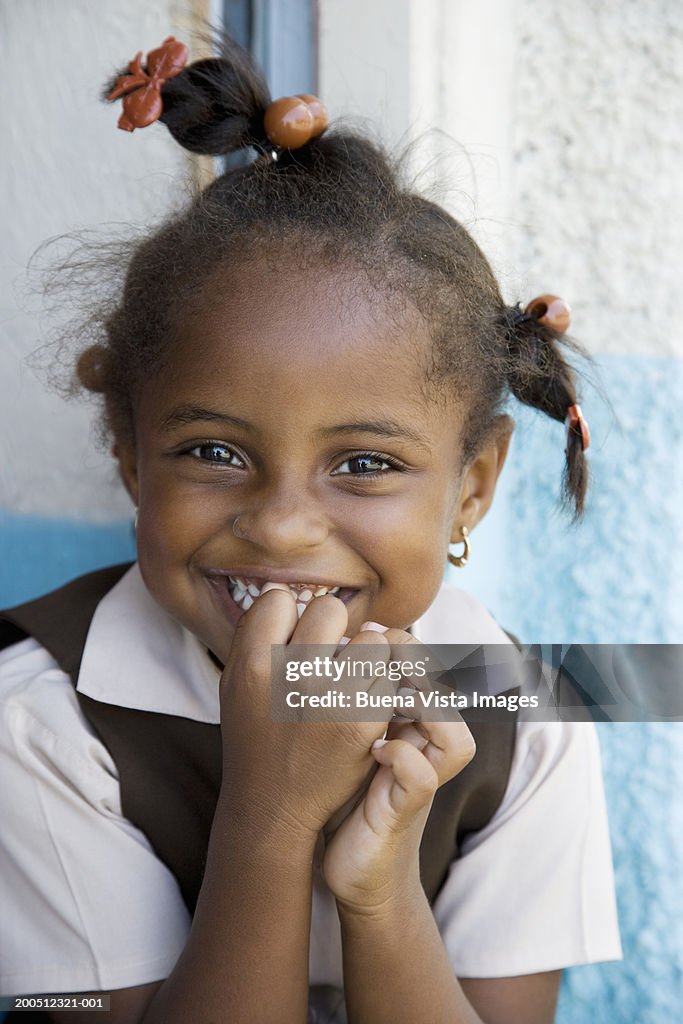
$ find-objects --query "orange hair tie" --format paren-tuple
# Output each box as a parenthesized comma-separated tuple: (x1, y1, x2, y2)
(263, 94, 329, 150)
(516, 295, 588, 453)
(107, 36, 189, 132)
(566, 403, 590, 452)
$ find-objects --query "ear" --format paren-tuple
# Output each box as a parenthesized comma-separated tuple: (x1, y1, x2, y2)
(450, 415, 514, 541)
(114, 441, 140, 507)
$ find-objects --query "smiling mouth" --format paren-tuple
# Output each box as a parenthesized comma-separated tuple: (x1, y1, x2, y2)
(226, 575, 354, 617)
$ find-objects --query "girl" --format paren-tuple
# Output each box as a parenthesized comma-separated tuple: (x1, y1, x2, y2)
(0, 33, 621, 1024)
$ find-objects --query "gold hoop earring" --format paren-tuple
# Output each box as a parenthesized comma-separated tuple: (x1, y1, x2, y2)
(448, 526, 470, 568)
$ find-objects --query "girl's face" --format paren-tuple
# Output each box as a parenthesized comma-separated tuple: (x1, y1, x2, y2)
(120, 261, 510, 661)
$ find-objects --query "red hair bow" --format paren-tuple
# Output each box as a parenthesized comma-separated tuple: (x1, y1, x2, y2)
(107, 36, 189, 132)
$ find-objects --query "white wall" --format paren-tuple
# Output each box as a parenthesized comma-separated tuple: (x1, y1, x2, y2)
(0, 0, 191, 521)
(319, 0, 519, 275)
(513, 0, 683, 360)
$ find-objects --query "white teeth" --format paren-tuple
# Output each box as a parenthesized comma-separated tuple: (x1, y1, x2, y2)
(227, 577, 345, 617)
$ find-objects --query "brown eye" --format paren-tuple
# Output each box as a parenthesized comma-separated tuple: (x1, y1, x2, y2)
(188, 444, 245, 467)
(333, 453, 393, 476)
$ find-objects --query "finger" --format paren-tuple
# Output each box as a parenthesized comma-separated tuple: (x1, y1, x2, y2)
(370, 738, 439, 816)
(338, 628, 391, 691)
(290, 592, 349, 645)
(358, 625, 434, 695)
(224, 585, 301, 693)
(346, 628, 390, 651)
(380, 627, 422, 648)
(233, 583, 299, 647)
(410, 718, 477, 785)
(384, 718, 428, 750)
(385, 631, 451, 700)
(357, 624, 420, 653)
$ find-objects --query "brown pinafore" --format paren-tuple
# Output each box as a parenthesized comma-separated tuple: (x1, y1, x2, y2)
(0, 565, 517, 1021)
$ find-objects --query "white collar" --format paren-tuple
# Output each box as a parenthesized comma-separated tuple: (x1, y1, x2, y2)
(78, 564, 221, 723)
(77, 564, 511, 724)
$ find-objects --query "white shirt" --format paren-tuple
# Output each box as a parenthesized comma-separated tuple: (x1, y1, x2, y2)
(0, 565, 622, 995)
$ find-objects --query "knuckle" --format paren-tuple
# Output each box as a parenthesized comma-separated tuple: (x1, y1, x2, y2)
(413, 762, 439, 796)
(384, 629, 421, 646)
(433, 723, 476, 780)
(452, 730, 476, 769)
(462, 730, 477, 761)
(353, 631, 389, 649)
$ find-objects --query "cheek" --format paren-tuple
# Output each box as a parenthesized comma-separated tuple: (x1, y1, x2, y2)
(356, 478, 454, 550)
(137, 472, 228, 556)
(391, 544, 447, 609)
(351, 494, 451, 626)
(362, 558, 445, 632)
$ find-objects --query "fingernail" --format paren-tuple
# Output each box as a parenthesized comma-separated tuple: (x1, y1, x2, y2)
(360, 621, 387, 633)
(372, 738, 387, 750)
(261, 582, 292, 595)
(338, 636, 351, 646)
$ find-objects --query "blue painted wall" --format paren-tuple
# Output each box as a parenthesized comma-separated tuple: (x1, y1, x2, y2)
(0, 513, 136, 609)
(558, 722, 683, 1024)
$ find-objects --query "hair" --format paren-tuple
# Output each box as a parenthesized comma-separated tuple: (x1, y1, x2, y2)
(74, 32, 590, 517)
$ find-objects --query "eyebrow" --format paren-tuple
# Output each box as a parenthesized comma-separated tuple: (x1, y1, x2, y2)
(318, 419, 432, 451)
(160, 406, 431, 451)
(160, 405, 255, 433)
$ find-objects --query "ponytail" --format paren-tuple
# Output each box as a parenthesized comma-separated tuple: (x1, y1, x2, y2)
(503, 305, 590, 520)
(157, 36, 272, 156)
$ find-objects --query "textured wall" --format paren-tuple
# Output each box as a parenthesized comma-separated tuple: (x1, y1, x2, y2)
(0, 0, 189, 525)
(562, 721, 683, 1024)
(502, 2, 683, 1021)
(512, 0, 683, 360)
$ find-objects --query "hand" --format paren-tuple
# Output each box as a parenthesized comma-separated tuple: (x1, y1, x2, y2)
(218, 588, 394, 840)
(322, 629, 476, 911)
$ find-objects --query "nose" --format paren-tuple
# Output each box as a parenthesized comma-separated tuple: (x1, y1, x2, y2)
(232, 480, 330, 556)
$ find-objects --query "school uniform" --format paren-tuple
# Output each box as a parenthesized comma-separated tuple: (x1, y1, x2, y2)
(0, 563, 622, 1002)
